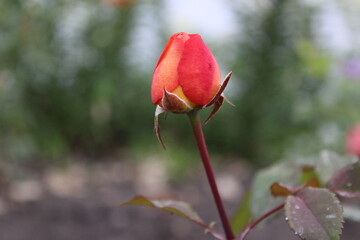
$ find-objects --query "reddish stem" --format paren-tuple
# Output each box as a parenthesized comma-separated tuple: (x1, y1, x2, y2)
(188, 111, 235, 240)
(238, 203, 285, 240)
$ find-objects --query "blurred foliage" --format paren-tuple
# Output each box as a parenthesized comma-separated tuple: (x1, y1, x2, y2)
(0, 0, 155, 162)
(231, 0, 327, 164)
(0, 0, 359, 166)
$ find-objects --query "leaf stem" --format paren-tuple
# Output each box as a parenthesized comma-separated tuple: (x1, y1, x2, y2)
(238, 203, 285, 240)
(188, 110, 235, 240)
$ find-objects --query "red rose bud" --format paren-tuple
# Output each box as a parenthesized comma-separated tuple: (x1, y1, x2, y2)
(346, 123, 360, 158)
(151, 32, 221, 113)
(151, 32, 233, 148)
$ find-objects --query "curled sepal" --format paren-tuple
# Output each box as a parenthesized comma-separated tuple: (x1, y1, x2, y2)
(223, 95, 235, 107)
(203, 96, 224, 126)
(204, 71, 232, 108)
(202, 72, 232, 125)
(154, 105, 166, 149)
(162, 89, 193, 113)
(120, 196, 225, 240)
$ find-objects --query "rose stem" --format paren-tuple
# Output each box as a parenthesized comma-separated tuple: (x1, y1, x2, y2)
(188, 110, 235, 240)
(238, 203, 285, 240)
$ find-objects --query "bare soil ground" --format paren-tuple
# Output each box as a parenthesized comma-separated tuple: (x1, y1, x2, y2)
(0, 159, 358, 240)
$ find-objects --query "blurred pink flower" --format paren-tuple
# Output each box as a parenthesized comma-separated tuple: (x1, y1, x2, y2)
(343, 59, 360, 80)
(346, 123, 360, 158)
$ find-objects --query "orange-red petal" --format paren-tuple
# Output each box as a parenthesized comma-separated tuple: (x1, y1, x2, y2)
(151, 33, 188, 104)
(177, 34, 221, 106)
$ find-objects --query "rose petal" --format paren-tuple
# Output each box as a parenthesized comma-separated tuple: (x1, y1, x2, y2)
(178, 34, 220, 106)
(151, 35, 185, 104)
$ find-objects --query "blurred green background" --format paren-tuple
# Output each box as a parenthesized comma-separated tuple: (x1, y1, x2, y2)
(1, 0, 359, 168)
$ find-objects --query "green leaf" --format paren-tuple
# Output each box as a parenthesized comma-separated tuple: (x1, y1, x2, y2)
(285, 187, 343, 240)
(326, 161, 360, 198)
(301, 165, 320, 186)
(120, 196, 224, 240)
(251, 162, 302, 220)
(230, 191, 252, 235)
(316, 150, 358, 184)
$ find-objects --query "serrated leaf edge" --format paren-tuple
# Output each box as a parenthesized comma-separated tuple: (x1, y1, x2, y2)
(285, 188, 344, 240)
